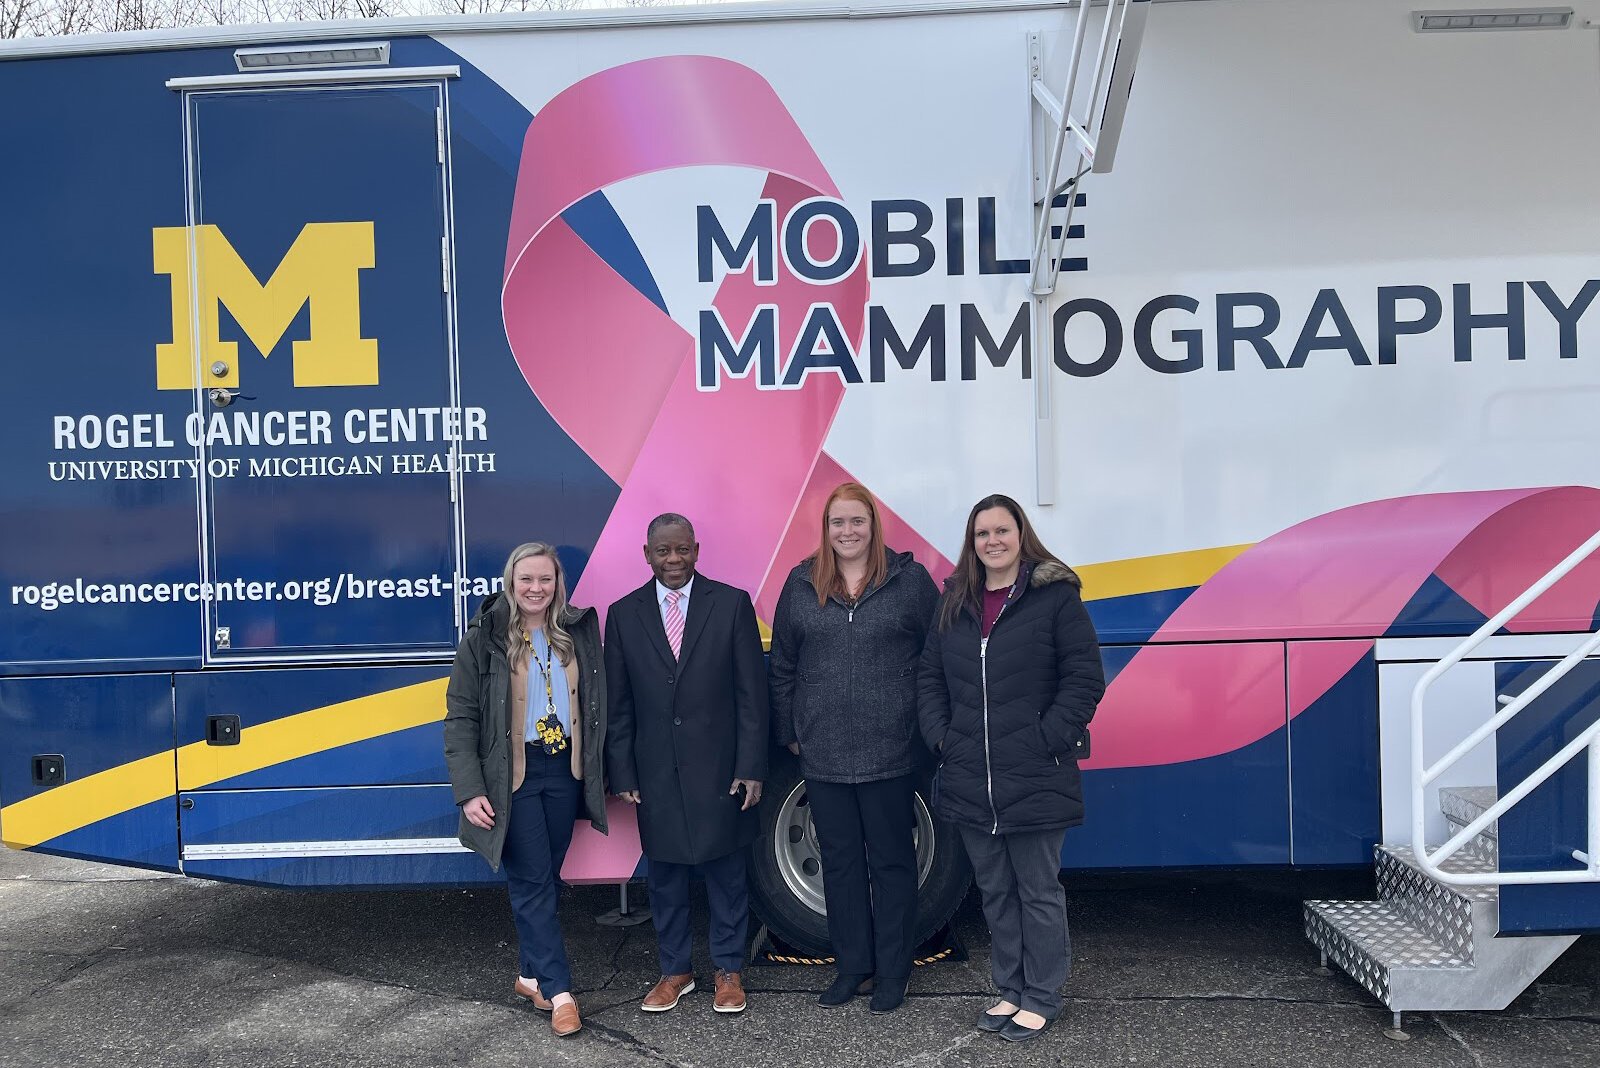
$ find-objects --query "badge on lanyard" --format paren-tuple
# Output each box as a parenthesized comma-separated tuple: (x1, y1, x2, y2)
(525, 631, 568, 756)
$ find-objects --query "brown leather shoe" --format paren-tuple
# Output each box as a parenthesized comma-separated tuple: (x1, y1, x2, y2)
(713, 969, 746, 1014)
(641, 973, 696, 1012)
(551, 998, 582, 1037)
(513, 977, 552, 1012)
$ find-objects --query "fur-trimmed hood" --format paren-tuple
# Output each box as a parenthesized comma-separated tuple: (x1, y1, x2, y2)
(1031, 560, 1082, 589)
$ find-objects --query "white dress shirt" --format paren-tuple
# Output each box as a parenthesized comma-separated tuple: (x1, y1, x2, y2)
(655, 576, 694, 626)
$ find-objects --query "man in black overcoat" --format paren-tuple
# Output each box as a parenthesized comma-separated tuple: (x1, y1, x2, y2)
(605, 512, 769, 1015)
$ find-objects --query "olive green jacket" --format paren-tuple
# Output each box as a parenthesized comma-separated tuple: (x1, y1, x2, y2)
(443, 593, 608, 871)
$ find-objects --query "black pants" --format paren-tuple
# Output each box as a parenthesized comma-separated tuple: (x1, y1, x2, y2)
(806, 774, 918, 979)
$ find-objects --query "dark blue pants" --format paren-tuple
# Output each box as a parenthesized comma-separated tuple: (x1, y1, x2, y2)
(806, 774, 919, 979)
(501, 745, 583, 996)
(645, 849, 748, 975)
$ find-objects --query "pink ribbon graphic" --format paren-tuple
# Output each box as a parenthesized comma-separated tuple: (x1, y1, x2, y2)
(501, 56, 950, 627)
(1092, 487, 1600, 770)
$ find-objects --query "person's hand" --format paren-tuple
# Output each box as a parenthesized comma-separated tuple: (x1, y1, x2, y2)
(463, 795, 495, 830)
(785, 742, 800, 756)
(617, 790, 641, 804)
(730, 779, 763, 810)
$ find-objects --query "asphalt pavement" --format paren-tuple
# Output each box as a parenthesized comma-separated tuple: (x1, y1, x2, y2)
(0, 848, 1596, 1068)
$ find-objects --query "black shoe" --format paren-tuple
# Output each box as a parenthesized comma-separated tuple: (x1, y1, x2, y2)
(976, 1008, 1016, 1033)
(818, 972, 870, 1007)
(1000, 1016, 1053, 1043)
(868, 975, 907, 1014)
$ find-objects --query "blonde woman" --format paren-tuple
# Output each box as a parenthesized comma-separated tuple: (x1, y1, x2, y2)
(444, 543, 608, 1037)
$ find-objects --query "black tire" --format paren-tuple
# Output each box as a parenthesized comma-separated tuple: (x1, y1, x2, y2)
(747, 749, 972, 958)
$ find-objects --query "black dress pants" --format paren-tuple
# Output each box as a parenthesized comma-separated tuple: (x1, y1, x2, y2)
(805, 774, 918, 978)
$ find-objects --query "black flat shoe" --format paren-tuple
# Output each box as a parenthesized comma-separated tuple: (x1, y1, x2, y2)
(818, 972, 871, 1007)
(869, 976, 907, 1014)
(1000, 1017, 1053, 1043)
(976, 1008, 1016, 1033)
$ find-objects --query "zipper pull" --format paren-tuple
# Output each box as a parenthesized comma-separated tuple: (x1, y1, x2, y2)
(980, 636, 989, 656)
(848, 607, 854, 623)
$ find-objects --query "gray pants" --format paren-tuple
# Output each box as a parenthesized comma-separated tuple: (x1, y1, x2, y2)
(958, 824, 1070, 1018)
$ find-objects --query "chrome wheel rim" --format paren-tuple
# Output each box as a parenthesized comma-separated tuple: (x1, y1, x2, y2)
(772, 779, 938, 918)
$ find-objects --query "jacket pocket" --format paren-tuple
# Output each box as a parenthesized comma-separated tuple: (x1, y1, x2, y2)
(1033, 719, 1063, 767)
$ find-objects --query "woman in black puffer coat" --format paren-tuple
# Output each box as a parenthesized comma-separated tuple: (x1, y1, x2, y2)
(918, 494, 1104, 1043)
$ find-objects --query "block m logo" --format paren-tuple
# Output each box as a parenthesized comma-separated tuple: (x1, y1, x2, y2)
(153, 222, 378, 390)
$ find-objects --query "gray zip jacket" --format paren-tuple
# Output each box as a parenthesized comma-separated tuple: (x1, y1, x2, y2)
(769, 549, 941, 784)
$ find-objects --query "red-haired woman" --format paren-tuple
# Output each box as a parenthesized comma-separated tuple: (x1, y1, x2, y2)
(769, 483, 940, 1013)
(918, 495, 1104, 1043)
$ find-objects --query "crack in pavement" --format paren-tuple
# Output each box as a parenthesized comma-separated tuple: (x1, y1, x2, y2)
(1431, 1013, 1486, 1068)
(11, 943, 134, 1000)
(581, 1018, 702, 1068)
(594, 926, 635, 993)
(884, 1030, 982, 1068)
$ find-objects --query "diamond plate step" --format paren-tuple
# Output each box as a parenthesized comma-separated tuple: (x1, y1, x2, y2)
(1304, 844, 1577, 1013)
(1439, 785, 1498, 865)
(1303, 899, 1469, 1008)
(1376, 843, 1497, 957)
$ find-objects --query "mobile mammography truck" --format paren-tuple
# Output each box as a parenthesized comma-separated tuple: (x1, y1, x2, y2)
(5, 0, 1600, 1027)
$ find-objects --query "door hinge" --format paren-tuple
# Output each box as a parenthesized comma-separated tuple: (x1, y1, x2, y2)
(435, 106, 445, 165)
(441, 237, 451, 294)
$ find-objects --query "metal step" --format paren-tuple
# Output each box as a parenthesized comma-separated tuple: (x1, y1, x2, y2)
(1304, 844, 1576, 1012)
(1439, 785, 1498, 865)
(1303, 898, 1469, 1008)
(1376, 843, 1491, 959)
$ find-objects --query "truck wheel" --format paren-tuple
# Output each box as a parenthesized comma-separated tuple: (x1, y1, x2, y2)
(748, 753, 972, 958)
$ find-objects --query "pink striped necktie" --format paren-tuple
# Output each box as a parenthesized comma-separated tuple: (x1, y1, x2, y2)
(664, 589, 685, 659)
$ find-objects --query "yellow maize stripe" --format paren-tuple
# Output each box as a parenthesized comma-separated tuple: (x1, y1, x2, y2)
(1, 544, 1255, 849)
(1077, 543, 1252, 602)
(1, 677, 448, 849)
(175, 677, 448, 791)
(700, 548, 1255, 649)
(1, 750, 177, 852)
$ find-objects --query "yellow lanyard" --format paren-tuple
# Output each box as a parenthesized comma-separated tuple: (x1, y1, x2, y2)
(524, 629, 557, 718)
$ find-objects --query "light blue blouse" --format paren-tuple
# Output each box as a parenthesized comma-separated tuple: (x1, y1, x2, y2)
(524, 627, 571, 741)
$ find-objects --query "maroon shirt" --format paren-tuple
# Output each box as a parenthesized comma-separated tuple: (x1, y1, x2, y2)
(981, 586, 1009, 638)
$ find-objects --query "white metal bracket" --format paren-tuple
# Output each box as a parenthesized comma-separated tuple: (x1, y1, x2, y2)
(1027, 0, 1149, 299)
(1026, 0, 1149, 506)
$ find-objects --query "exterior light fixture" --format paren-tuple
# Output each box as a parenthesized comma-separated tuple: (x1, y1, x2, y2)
(1412, 7, 1573, 31)
(234, 42, 392, 72)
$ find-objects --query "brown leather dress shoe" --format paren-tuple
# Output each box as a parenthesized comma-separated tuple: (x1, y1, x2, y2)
(513, 977, 552, 1012)
(713, 969, 747, 1014)
(641, 973, 696, 1012)
(551, 999, 582, 1037)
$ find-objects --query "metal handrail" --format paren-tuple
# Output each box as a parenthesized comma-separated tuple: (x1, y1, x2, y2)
(1411, 528, 1600, 885)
